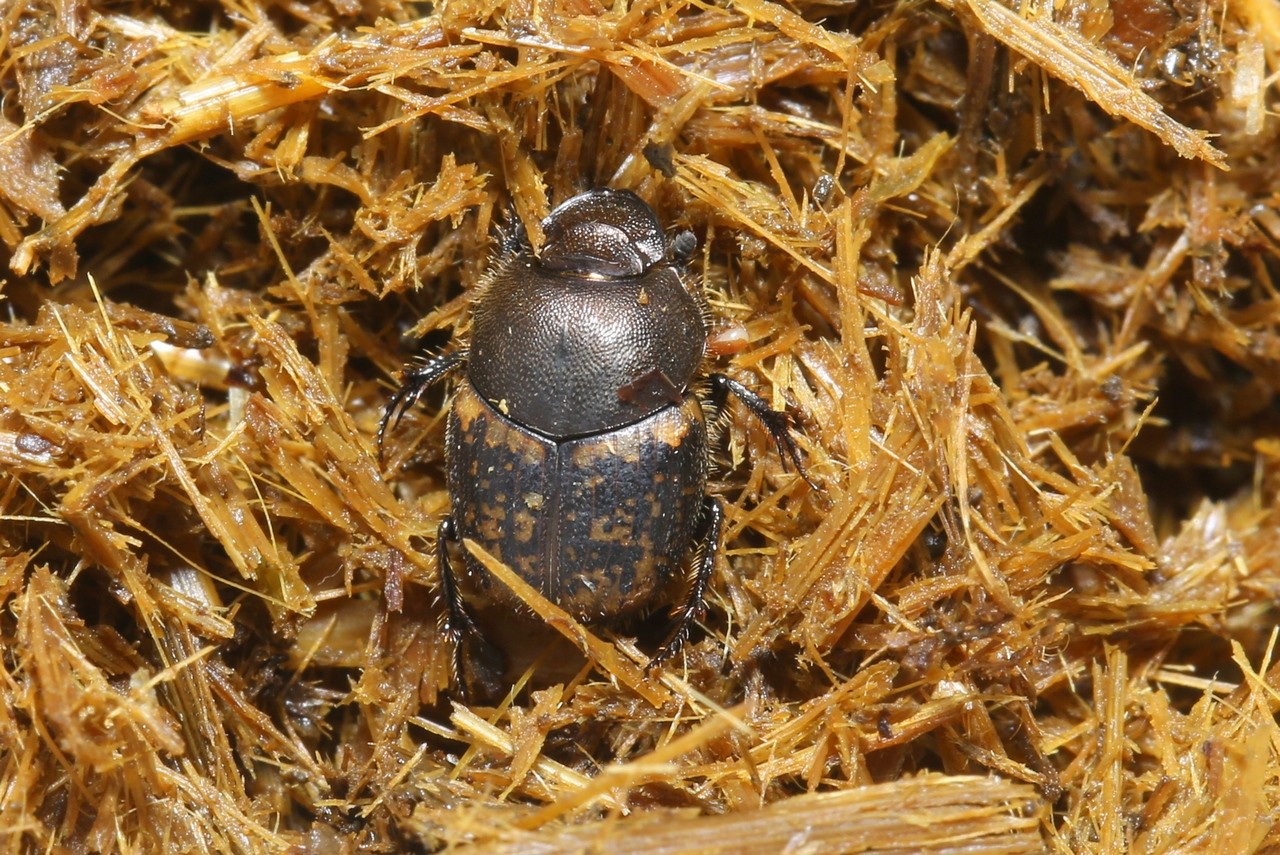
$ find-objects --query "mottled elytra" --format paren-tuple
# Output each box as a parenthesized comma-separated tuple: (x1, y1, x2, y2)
(380, 188, 811, 689)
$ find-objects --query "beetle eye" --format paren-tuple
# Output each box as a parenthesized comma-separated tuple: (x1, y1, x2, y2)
(538, 189, 666, 278)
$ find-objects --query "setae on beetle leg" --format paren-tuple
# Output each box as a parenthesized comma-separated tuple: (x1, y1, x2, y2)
(651, 496, 724, 667)
(709, 373, 817, 489)
(436, 518, 484, 644)
(378, 350, 469, 462)
(437, 518, 504, 697)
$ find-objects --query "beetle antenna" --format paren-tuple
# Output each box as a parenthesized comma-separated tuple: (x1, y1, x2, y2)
(670, 229, 697, 265)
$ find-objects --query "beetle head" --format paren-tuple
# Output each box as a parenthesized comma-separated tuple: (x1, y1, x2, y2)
(538, 189, 667, 278)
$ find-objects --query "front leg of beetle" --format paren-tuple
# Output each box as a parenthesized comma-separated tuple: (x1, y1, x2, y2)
(708, 373, 815, 488)
(378, 350, 469, 461)
(651, 496, 724, 667)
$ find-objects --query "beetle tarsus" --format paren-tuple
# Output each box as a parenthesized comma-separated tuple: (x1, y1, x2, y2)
(378, 350, 469, 463)
(651, 496, 723, 667)
(709, 373, 816, 489)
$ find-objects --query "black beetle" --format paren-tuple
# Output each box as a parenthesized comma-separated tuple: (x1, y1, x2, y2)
(380, 189, 809, 682)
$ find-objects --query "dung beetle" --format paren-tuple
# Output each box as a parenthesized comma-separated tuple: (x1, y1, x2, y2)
(380, 189, 810, 682)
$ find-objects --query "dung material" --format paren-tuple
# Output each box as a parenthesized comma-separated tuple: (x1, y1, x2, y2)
(0, 0, 1277, 851)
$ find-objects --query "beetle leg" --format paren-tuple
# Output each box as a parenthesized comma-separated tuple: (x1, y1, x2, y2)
(378, 350, 469, 462)
(708, 373, 817, 489)
(437, 518, 481, 643)
(437, 518, 504, 696)
(651, 496, 723, 667)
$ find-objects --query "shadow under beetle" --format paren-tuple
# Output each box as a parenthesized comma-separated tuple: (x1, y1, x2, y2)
(380, 189, 810, 684)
